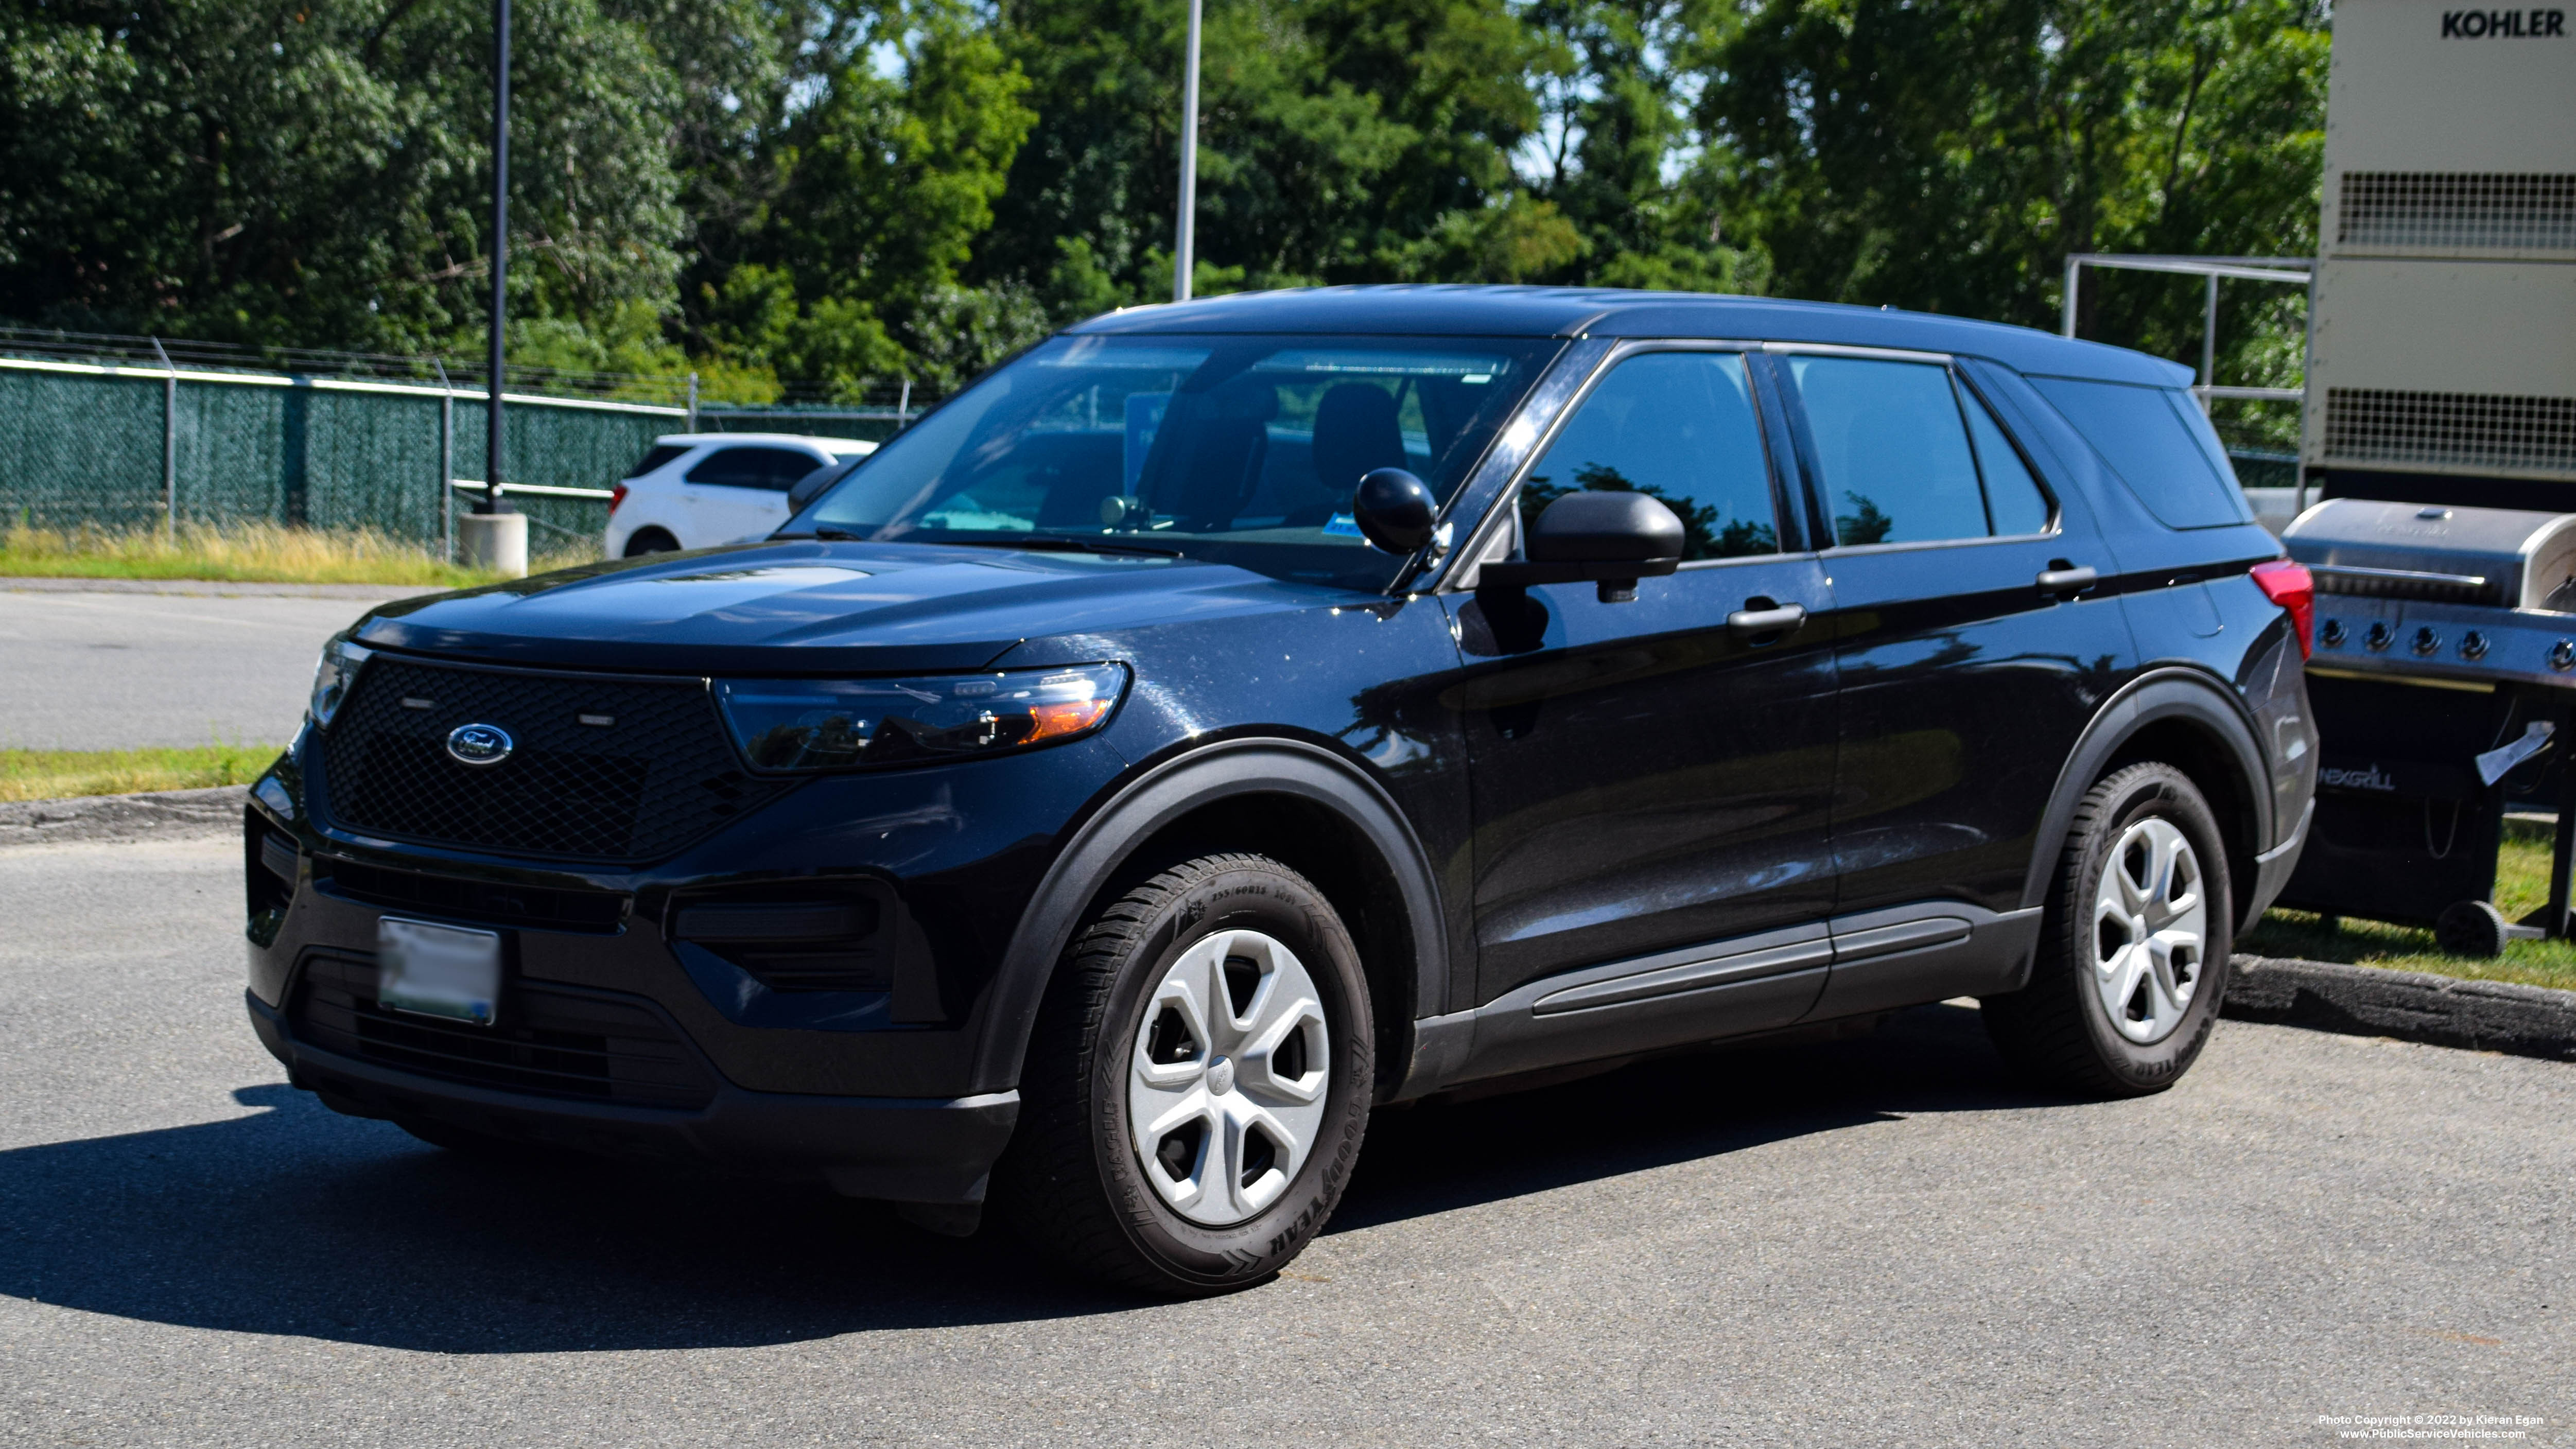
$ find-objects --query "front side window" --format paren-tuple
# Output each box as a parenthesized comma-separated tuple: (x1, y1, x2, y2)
(1785, 356, 2055, 546)
(1521, 351, 1780, 561)
(789, 333, 1560, 592)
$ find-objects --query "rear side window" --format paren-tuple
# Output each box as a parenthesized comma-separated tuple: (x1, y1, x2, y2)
(2028, 378, 2250, 530)
(687, 447, 824, 491)
(1784, 357, 1988, 545)
(1524, 352, 1779, 560)
(625, 444, 687, 479)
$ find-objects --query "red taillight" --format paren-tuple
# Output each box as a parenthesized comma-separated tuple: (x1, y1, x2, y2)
(2251, 559, 2314, 659)
(610, 483, 629, 514)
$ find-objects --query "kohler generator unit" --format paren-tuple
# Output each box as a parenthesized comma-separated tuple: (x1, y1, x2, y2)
(2275, 0, 2575, 954)
(2279, 500, 2576, 952)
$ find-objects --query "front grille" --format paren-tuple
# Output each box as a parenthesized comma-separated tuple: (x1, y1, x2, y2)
(291, 953, 714, 1109)
(319, 857, 629, 934)
(319, 656, 789, 863)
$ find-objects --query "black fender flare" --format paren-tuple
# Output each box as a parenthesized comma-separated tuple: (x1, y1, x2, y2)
(967, 737, 1449, 1094)
(2018, 667, 2274, 926)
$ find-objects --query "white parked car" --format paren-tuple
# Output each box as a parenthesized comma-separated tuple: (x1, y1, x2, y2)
(604, 433, 878, 556)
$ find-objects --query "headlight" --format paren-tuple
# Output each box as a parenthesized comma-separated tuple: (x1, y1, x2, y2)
(716, 662, 1129, 772)
(308, 632, 373, 728)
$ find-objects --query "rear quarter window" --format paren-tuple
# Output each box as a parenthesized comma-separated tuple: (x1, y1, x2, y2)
(2027, 377, 2250, 530)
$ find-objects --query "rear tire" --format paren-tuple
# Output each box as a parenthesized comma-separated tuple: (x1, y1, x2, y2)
(622, 528, 680, 556)
(991, 853, 1373, 1297)
(1983, 763, 2234, 1097)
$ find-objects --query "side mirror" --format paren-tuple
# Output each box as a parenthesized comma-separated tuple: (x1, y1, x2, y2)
(787, 459, 854, 515)
(1480, 490, 1684, 603)
(1351, 467, 1442, 555)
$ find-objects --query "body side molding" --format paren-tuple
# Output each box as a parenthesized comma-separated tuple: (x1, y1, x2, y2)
(1410, 900, 2042, 1095)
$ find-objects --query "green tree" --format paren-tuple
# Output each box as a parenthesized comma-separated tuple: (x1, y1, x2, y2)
(0, 0, 685, 353)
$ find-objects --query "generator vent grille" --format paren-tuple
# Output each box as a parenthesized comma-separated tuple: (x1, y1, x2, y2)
(2336, 172, 2576, 251)
(2322, 388, 2576, 477)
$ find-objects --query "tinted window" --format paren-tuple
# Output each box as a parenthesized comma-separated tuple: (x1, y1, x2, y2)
(688, 446, 820, 491)
(794, 333, 1558, 593)
(2028, 377, 2250, 530)
(1524, 352, 1778, 561)
(1787, 357, 1989, 546)
(625, 444, 687, 479)
(1962, 386, 2052, 535)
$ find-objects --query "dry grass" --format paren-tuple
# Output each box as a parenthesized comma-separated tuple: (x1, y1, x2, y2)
(0, 743, 280, 803)
(0, 520, 596, 587)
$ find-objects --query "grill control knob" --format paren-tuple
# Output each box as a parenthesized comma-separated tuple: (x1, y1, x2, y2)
(2412, 626, 2443, 656)
(2461, 631, 2490, 661)
(2365, 621, 2394, 652)
(2320, 618, 2347, 648)
(2554, 640, 2576, 672)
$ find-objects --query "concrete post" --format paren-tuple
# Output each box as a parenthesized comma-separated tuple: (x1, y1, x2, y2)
(459, 510, 528, 577)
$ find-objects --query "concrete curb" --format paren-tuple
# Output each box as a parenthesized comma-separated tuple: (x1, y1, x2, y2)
(2225, 953, 2576, 1062)
(0, 784, 248, 848)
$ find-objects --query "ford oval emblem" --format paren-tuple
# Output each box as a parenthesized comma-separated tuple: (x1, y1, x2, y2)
(445, 722, 515, 767)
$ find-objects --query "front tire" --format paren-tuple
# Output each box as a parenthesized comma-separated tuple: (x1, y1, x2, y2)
(993, 853, 1373, 1296)
(1983, 763, 2234, 1097)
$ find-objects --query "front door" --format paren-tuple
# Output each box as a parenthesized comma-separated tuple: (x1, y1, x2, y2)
(1453, 347, 1840, 1018)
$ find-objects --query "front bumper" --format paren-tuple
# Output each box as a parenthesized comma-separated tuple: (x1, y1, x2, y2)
(242, 724, 1128, 1201)
(248, 990, 1016, 1202)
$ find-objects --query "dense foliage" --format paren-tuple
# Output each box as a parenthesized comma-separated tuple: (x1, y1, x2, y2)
(0, 0, 2327, 399)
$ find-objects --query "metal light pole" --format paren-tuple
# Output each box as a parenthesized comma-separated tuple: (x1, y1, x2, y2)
(482, 0, 510, 517)
(458, 0, 528, 574)
(1173, 0, 1201, 302)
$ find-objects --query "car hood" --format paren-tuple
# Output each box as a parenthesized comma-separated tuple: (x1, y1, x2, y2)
(353, 540, 1348, 674)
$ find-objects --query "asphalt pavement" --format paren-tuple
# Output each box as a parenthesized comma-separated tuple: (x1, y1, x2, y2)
(0, 581, 405, 750)
(2, 831, 2569, 1447)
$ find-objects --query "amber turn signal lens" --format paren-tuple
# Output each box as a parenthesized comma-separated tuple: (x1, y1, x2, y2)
(1026, 696, 1113, 742)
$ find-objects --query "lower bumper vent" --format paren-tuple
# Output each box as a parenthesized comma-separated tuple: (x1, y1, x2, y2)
(291, 953, 713, 1109)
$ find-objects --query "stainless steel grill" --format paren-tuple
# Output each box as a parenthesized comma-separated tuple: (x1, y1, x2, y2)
(2281, 497, 2576, 951)
(2287, 498, 2576, 685)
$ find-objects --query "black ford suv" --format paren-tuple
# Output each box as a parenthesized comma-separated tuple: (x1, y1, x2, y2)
(245, 287, 2319, 1295)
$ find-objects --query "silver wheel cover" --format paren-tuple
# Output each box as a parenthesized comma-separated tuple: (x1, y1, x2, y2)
(2091, 816, 2208, 1045)
(1126, 929, 1330, 1227)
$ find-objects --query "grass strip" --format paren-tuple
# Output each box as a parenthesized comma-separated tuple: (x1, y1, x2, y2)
(1, 744, 282, 803)
(1, 520, 597, 587)
(2246, 833, 2576, 992)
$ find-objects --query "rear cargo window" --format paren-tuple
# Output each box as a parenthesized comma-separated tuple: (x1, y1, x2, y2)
(2028, 377, 2251, 530)
(624, 444, 687, 479)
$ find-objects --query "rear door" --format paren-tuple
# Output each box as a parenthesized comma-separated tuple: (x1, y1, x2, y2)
(1453, 346, 1840, 1063)
(683, 446, 825, 544)
(1765, 348, 2135, 1015)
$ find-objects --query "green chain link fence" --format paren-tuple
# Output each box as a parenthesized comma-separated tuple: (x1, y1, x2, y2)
(0, 356, 682, 553)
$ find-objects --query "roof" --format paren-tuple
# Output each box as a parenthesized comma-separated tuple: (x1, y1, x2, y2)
(1067, 285, 2190, 387)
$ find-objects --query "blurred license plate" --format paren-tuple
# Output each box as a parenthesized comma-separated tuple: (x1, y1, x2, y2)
(376, 917, 500, 1025)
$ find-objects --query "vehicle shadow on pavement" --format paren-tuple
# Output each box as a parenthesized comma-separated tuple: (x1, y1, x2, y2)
(0, 1004, 2039, 1351)
(1330, 1000, 2032, 1232)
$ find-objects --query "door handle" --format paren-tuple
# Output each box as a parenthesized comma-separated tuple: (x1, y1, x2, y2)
(1726, 601, 1807, 641)
(2035, 564, 2098, 598)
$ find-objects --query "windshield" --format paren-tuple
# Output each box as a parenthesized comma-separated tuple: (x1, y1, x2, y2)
(785, 331, 1561, 591)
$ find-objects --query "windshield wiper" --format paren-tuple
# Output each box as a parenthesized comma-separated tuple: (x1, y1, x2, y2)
(774, 527, 866, 541)
(935, 535, 1185, 559)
